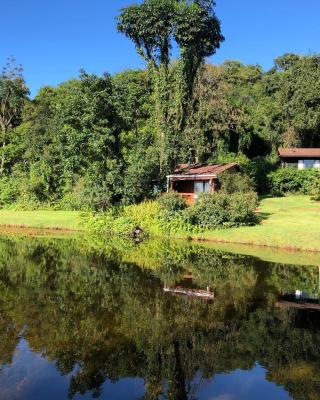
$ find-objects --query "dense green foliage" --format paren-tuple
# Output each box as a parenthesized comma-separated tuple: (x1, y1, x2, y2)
(157, 191, 187, 218)
(83, 200, 198, 236)
(3, 53, 320, 210)
(117, 0, 224, 175)
(2, 2, 320, 210)
(220, 170, 255, 194)
(310, 175, 320, 201)
(83, 190, 258, 235)
(268, 167, 320, 196)
(187, 191, 258, 229)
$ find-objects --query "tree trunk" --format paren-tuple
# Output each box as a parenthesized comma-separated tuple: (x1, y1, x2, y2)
(0, 126, 6, 175)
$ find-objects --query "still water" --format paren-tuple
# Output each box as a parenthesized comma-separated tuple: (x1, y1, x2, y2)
(0, 235, 320, 400)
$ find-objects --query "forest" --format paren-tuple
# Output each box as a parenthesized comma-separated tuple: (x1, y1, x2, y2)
(1, 0, 320, 212)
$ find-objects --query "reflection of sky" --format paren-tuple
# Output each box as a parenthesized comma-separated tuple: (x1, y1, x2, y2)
(0, 339, 70, 400)
(0, 341, 291, 400)
(0, 339, 145, 400)
(194, 364, 291, 400)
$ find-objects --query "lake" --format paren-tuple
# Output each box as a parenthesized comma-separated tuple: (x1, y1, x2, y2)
(0, 235, 319, 399)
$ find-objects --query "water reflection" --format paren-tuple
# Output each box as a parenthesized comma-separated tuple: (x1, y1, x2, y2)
(0, 236, 319, 399)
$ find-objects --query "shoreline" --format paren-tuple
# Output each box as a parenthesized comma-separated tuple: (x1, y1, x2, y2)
(0, 224, 81, 237)
(1, 222, 320, 254)
(0, 196, 319, 255)
(190, 235, 320, 253)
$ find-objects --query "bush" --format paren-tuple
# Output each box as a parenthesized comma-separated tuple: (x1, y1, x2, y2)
(82, 200, 200, 236)
(83, 190, 259, 236)
(212, 151, 278, 194)
(220, 171, 255, 194)
(0, 177, 18, 207)
(249, 155, 278, 194)
(310, 176, 320, 201)
(268, 168, 320, 196)
(157, 192, 187, 218)
(187, 192, 259, 229)
(0, 175, 45, 210)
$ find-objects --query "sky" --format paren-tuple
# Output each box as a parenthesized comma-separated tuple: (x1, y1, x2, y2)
(1, 0, 320, 96)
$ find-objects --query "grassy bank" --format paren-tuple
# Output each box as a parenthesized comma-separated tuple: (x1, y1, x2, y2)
(0, 210, 82, 231)
(197, 196, 320, 252)
(0, 196, 319, 252)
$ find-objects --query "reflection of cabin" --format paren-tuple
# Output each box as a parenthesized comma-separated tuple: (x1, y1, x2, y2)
(166, 163, 239, 204)
(276, 290, 320, 311)
(163, 273, 214, 300)
(164, 286, 214, 300)
(276, 300, 320, 311)
(278, 148, 320, 169)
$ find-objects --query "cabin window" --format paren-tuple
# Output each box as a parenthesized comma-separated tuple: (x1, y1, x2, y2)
(304, 159, 314, 169)
(298, 159, 319, 169)
(194, 181, 210, 193)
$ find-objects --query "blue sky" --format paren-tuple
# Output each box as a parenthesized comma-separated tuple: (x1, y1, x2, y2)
(1, 0, 320, 96)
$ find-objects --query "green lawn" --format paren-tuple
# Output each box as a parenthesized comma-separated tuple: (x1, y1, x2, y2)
(197, 195, 320, 252)
(0, 210, 82, 230)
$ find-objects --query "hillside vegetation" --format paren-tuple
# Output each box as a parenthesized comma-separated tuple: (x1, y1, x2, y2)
(1, 0, 320, 243)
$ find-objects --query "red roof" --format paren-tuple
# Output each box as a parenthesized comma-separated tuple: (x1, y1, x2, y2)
(170, 163, 239, 177)
(278, 148, 320, 158)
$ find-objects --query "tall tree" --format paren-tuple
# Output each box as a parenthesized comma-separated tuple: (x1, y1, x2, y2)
(0, 58, 29, 174)
(117, 0, 224, 179)
(276, 54, 320, 147)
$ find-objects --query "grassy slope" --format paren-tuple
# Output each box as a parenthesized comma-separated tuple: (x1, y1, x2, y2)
(0, 210, 82, 230)
(196, 196, 320, 252)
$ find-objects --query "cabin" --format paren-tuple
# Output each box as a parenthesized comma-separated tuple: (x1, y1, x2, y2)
(278, 148, 320, 169)
(166, 163, 239, 204)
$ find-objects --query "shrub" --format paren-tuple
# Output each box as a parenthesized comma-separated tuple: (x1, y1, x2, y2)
(83, 191, 259, 236)
(249, 155, 278, 194)
(82, 200, 200, 236)
(220, 171, 255, 194)
(0, 175, 46, 210)
(212, 151, 278, 194)
(310, 176, 320, 201)
(157, 192, 187, 219)
(187, 192, 259, 229)
(0, 177, 18, 207)
(268, 168, 320, 196)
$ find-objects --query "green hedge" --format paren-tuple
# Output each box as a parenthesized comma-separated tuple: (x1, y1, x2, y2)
(186, 192, 259, 229)
(268, 168, 320, 196)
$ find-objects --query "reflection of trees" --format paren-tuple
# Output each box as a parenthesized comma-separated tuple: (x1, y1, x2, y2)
(0, 288, 19, 367)
(0, 236, 319, 398)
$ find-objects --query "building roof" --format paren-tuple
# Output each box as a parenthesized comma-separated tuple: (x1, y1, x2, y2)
(168, 163, 239, 179)
(278, 148, 320, 158)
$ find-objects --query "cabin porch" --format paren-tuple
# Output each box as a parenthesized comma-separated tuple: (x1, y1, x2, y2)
(168, 178, 217, 205)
